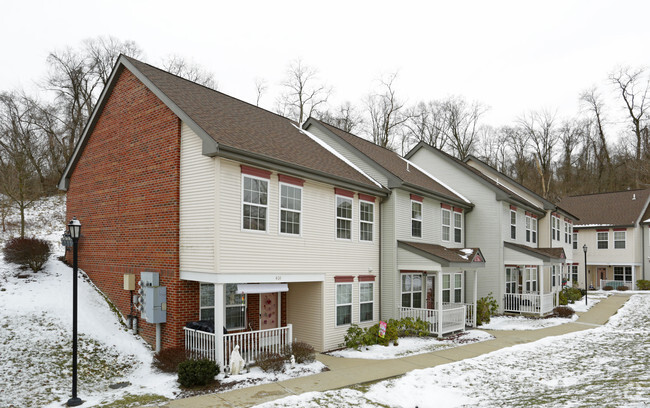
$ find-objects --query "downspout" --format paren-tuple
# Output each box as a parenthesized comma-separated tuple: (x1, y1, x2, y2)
(378, 197, 382, 321)
(643, 224, 646, 280)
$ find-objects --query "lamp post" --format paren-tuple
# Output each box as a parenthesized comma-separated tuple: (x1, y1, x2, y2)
(583, 244, 588, 306)
(67, 217, 82, 407)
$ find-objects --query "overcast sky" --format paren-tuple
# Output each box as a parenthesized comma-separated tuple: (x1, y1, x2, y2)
(2, 0, 649, 135)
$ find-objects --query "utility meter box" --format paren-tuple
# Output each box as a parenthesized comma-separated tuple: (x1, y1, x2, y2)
(140, 271, 159, 287)
(142, 286, 167, 323)
(123, 273, 135, 291)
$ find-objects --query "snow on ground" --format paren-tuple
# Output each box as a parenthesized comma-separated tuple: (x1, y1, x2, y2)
(480, 314, 578, 330)
(328, 330, 494, 359)
(255, 294, 650, 408)
(565, 292, 609, 312)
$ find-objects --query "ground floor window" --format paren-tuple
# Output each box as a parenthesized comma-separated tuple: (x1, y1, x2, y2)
(401, 273, 422, 308)
(454, 273, 463, 303)
(200, 283, 215, 321)
(571, 265, 579, 284)
(442, 273, 464, 303)
(524, 267, 537, 293)
(359, 282, 374, 322)
(336, 283, 352, 326)
(505, 267, 518, 293)
(225, 284, 246, 330)
(614, 266, 633, 282)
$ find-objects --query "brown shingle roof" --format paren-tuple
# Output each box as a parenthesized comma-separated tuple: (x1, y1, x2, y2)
(309, 119, 467, 203)
(398, 241, 485, 264)
(558, 189, 650, 227)
(123, 57, 382, 191)
(504, 242, 566, 261)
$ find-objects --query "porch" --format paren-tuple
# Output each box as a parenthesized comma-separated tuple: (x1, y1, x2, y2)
(398, 302, 472, 336)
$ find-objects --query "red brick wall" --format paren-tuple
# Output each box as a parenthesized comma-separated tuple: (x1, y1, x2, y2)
(66, 68, 198, 350)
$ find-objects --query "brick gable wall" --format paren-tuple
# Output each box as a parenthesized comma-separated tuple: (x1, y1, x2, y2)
(66, 68, 198, 350)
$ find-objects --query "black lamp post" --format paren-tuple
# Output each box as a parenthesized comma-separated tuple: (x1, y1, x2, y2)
(67, 217, 82, 407)
(583, 244, 588, 306)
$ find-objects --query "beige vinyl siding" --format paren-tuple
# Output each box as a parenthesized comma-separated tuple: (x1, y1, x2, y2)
(179, 122, 216, 273)
(573, 228, 640, 265)
(503, 247, 543, 266)
(287, 282, 323, 351)
(409, 148, 504, 304)
(397, 247, 443, 271)
(306, 125, 388, 187)
(502, 203, 531, 247)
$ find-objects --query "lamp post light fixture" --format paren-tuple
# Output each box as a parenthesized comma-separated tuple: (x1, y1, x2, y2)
(583, 244, 588, 306)
(67, 217, 82, 407)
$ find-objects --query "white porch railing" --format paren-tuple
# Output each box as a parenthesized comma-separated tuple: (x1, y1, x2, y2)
(398, 305, 466, 336)
(443, 302, 475, 327)
(503, 293, 554, 316)
(600, 279, 635, 290)
(184, 324, 293, 367)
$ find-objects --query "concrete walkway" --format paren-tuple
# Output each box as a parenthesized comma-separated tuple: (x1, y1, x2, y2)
(163, 294, 631, 408)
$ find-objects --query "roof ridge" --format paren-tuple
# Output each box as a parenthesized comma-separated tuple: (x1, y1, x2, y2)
(122, 55, 299, 126)
(565, 188, 650, 198)
(313, 117, 398, 154)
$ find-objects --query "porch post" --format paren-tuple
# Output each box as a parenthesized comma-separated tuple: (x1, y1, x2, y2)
(473, 269, 478, 327)
(538, 266, 544, 317)
(436, 271, 443, 336)
(214, 283, 224, 369)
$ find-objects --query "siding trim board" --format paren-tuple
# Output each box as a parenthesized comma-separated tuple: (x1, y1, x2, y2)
(278, 174, 305, 186)
(358, 275, 376, 281)
(335, 188, 354, 198)
(334, 276, 354, 282)
(358, 193, 376, 202)
(241, 165, 271, 179)
(410, 194, 424, 202)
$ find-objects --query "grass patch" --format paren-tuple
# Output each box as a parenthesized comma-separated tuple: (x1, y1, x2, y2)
(98, 393, 169, 408)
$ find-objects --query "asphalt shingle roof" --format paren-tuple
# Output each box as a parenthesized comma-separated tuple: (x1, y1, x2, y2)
(398, 241, 484, 264)
(558, 189, 650, 227)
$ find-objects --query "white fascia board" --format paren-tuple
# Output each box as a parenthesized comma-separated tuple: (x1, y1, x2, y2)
(180, 271, 325, 283)
(400, 157, 471, 204)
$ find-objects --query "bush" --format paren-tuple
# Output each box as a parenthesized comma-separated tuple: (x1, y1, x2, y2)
(3, 237, 51, 272)
(476, 293, 499, 326)
(343, 318, 425, 350)
(177, 359, 218, 387)
(390, 317, 430, 338)
(637, 280, 650, 290)
(561, 286, 583, 305)
(153, 347, 189, 373)
(289, 341, 315, 364)
(617, 285, 629, 291)
(559, 290, 568, 305)
(553, 306, 575, 318)
(257, 351, 286, 373)
(603, 285, 614, 291)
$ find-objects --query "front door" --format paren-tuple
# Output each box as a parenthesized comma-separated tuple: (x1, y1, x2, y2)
(260, 292, 279, 330)
(426, 275, 435, 309)
(597, 267, 606, 288)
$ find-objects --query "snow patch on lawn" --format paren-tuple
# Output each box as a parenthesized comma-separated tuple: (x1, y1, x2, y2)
(480, 314, 577, 330)
(328, 330, 494, 359)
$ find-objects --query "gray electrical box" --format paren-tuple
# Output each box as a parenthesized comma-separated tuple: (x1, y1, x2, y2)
(138, 272, 166, 324)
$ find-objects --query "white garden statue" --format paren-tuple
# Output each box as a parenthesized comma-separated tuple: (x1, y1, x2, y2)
(229, 345, 245, 375)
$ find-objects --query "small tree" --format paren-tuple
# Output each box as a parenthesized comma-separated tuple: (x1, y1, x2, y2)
(3, 237, 51, 272)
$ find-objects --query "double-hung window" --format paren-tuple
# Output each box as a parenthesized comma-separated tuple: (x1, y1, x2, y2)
(225, 283, 246, 330)
(280, 183, 302, 235)
(597, 231, 608, 249)
(401, 273, 422, 308)
(442, 274, 451, 303)
(199, 283, 215, 321)
(552, 215, 560, 241)
(336, 195, 353, 240)
(412, 201, 423, 238)
(571, 265, 579, 284)
(510, 210, 517, 240)
(441, 208, 451, 241)
(336, 283, 352, 325)
(525, 215, 532, 243)
(614, 266, 632, 282)
(531, 217, 537, 244)
(453, 210, 462, 243)
(454, 274, 463, 303)
(524, 267, 538, 293)
(359, 200, 374, 242)
(573, 233, 578, 250)
(243, 175, 269, 231)
(442, 273, 464, 303)
(505, 268, 517, 294)
(359, 282, 374, 322)
(614, 231, 626, 249)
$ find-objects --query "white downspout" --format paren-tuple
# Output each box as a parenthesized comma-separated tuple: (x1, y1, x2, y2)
(214, 283, 225, 369)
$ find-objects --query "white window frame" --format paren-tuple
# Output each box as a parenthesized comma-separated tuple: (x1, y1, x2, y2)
(573, 233, 578, 250)
(242, 174, 269, 232)
(453, 273, 463, 303)
(531, 217, 537, 244)
(336, 282, 353, 326)
(571, 265, 579, 284)
(505, 267, 517, 294)
(453, 210, 462, 243)
(279, 182, 302, 236)
(597, 231, 609, 249)
(336, 195, 353, 240)
(510, 210, 517, 240)
(524, 267, 538, 293)
(401, 273, 423, 308)
(199, 283, 215, 321)
(552, 215, 560, 241)
(525, 215, 531, 243)
(614, 231, 626, 249)
(614, 266, 633, 282)
(412, 201, 423, 238)
(359, 282, 374, 322)
(441, 208, 451, 242)
(225, 283, 247, 330)
(359, 200, 374, 242)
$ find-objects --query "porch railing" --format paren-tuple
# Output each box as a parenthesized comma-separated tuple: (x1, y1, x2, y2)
(398, 305, 466, 336)
(184, 324, 293, 367)
(443, 302, 475, 327)
(503, 293, 554, 316)
(600, 279, 635, 290)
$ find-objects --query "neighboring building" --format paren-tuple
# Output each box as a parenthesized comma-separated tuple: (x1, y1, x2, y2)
(406, 143, 571, 315)
(58, 55, 388, 366)
(303, 118, 485, 332)
(558, 189, 650, 290)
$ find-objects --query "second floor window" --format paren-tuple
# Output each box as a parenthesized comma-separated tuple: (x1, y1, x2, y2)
(280, 183, 301, 235)
(573, 233, 578, 249)
(412, 201, 422, 238)
(510, 210, 517, 240)
(243, 175, 268, 231)
(359, 201, 374, 241)
(531, 217, 537, 244)
(597, 232, 608, 249)
(441, 208, 451, 241)
(336, 196, 353, 240)
(552, 216, 560, 241)
(453, 211, 462, 243)
(614, 231, 626, 249)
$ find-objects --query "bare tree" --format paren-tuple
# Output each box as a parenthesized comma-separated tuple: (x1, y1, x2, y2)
(254, 77, 267, 107)
(403, 101, 447, 151)
(501, 125, 530, 184)
(276, 59, 330, 124)
(365, 73, 409, 150)
(438, 96, 488, 160)
(518, 110, 558, 199)
(317, 101, 364, 133)
(475, 125, 508, 172)
(85, 36, 142, 86)
(162, 55, 218, 89)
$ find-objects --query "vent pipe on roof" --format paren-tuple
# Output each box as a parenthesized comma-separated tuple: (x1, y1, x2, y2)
(406, 162, 410, 172)
(633, 194, 636, 200)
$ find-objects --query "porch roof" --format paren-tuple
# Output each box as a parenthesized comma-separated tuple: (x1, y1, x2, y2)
(397, 241, 486, 268)
(504, 242, 566, 263)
